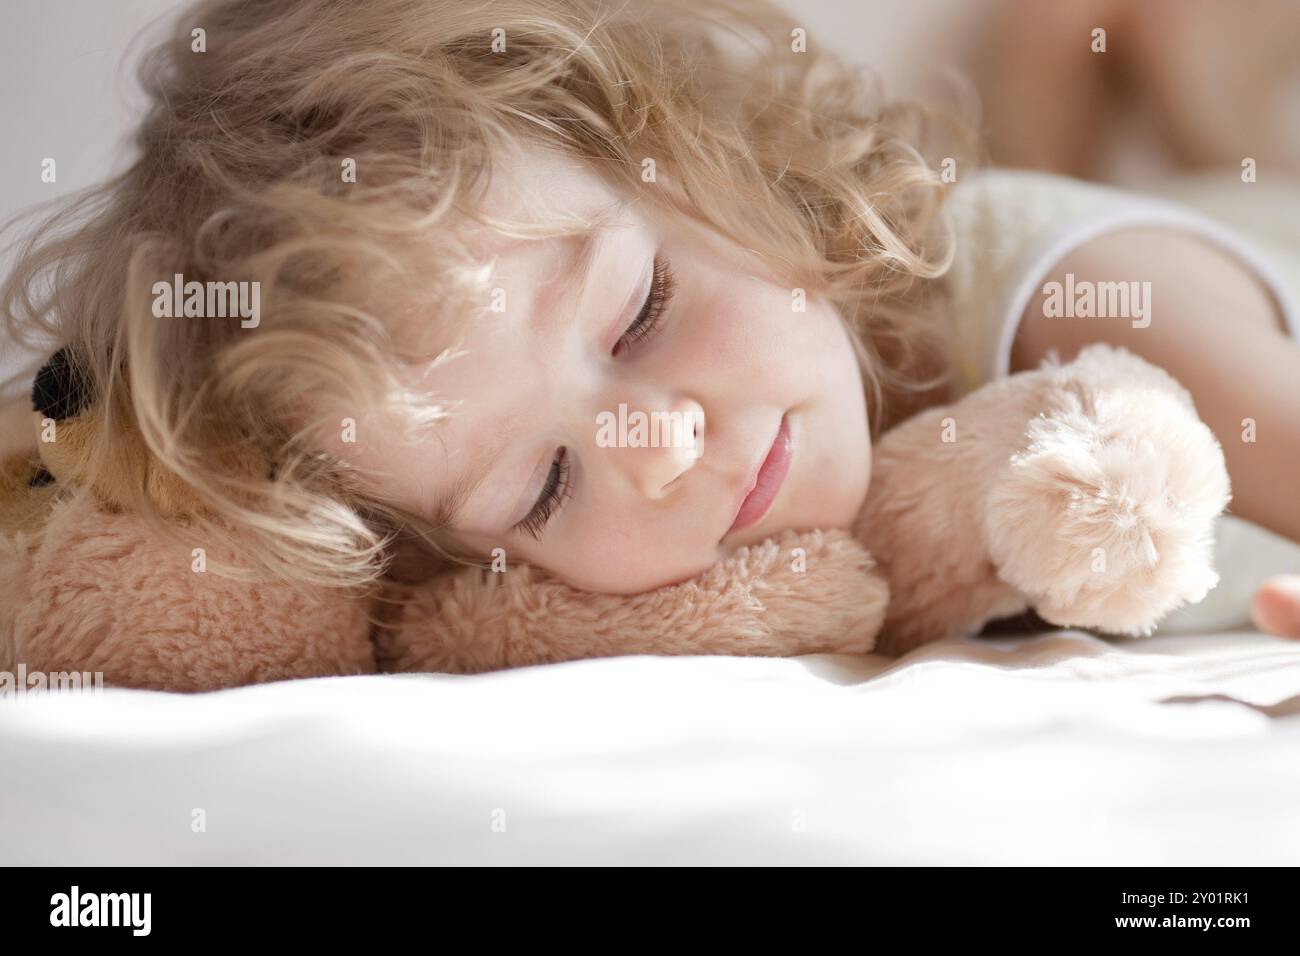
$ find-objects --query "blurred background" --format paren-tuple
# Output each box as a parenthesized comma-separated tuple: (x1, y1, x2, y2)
(4, 0, 1300, 390)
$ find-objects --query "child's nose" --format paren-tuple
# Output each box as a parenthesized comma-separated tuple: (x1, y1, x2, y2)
(593, 397, 705, 500)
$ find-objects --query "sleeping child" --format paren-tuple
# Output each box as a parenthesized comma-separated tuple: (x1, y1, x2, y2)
(2, 0, 1299, 685)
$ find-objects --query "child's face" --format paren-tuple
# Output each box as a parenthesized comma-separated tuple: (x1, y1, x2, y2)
(335, 144, 871, 593)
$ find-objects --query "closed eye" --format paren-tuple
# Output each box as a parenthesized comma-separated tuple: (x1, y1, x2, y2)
(613, 255, 675, 357)
(515, 255, 676, 540)
(514, 447, 571, 541)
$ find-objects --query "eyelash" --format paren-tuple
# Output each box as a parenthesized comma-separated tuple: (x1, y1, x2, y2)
(515, 447, 572, 541)
(612, 255, 676, 357)
(514, 255, 676, 540)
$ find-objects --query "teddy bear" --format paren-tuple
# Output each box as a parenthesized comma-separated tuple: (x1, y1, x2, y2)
(0, 342, 1230, 691)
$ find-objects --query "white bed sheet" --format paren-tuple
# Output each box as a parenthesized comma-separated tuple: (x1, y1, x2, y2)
(4, 0, 1300, 868)
(3, 627, 1299, 866)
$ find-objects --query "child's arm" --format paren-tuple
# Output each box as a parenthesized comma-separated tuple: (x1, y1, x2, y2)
(1009, 227, 1300, 636)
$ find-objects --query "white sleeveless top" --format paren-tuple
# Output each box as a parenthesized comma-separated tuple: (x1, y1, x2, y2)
(942, 169, 1300, 633)
(943, 169, 1300, 398)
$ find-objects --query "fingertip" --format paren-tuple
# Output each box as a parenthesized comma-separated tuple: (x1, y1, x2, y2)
(1251, 576, 1300, 639)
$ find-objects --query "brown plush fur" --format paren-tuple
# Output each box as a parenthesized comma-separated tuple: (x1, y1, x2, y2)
(1, 490, 375, 690)
(0, 448, 55, 537)
(0, 344, 1230, 691)
(376, 529, 886, 674)
(36, 411, 206, 518)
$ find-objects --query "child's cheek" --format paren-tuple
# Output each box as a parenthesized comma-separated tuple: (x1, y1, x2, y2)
(667, 280, 790, 384)
(550, 515, 719, 594)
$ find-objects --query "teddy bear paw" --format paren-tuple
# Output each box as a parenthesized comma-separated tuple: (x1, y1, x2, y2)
(983, 379, 1230, 636)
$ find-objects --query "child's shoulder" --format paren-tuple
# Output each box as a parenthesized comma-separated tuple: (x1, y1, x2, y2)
(943, 168, 1219, 296)
(942, 168, 1299, 395)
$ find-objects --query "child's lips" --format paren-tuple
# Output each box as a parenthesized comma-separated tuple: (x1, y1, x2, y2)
(726, 414, 792, 536)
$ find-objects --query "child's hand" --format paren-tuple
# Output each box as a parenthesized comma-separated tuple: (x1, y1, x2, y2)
(1252, 576, 1300, 639)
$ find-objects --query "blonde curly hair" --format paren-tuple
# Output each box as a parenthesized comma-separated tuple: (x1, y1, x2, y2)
(1, 0, 968, 590)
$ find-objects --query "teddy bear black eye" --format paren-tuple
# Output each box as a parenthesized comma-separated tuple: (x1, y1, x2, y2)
(31, 345, 95, 420)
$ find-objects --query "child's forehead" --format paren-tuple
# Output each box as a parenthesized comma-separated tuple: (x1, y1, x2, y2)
(388, 134, 709, 363)
(472, 139, 631, 235)
(384, 146, 638, 357)
(459, 144, 651, 295)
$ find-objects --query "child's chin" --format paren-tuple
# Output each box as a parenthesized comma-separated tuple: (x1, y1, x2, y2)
(556, 557, 719, 596)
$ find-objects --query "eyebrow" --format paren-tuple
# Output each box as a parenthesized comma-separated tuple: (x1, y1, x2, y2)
(536, 228, 604, 337)
(429, 225, 610, 532)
